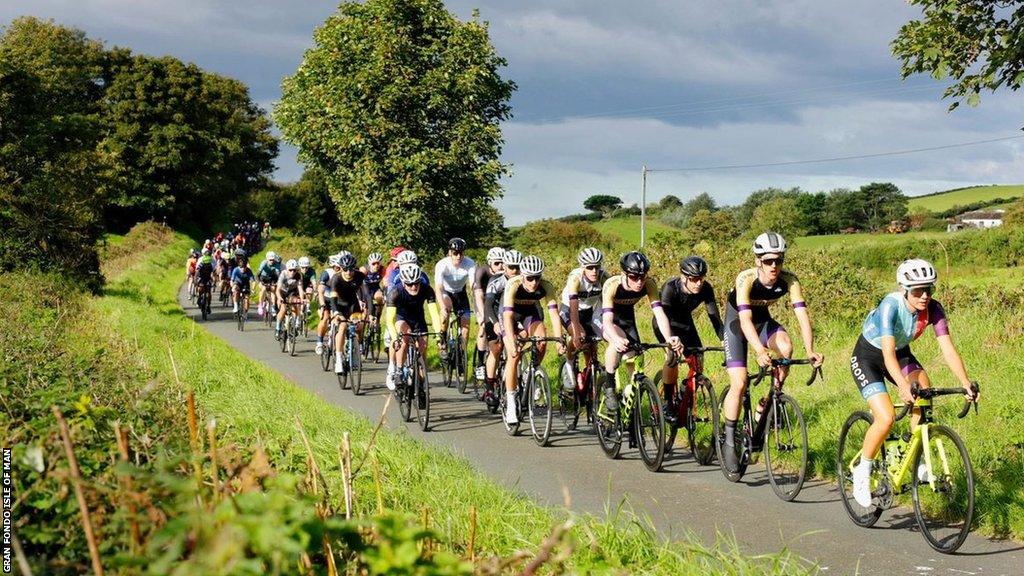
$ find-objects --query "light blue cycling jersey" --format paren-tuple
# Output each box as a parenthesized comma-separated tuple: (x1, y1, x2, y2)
(861, 292, 949, 349)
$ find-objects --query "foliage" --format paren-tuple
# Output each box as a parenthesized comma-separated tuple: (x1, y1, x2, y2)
(746, 197, 808, 239)
(893, 0, 1024, 110)
(276, 0, 514, 252)
(907, 184, 1024, 212)
(934, 197, 1016, 219)
(0, 17, 107, 292)
(658, 192, 717, 228)
(515, 219, 607, 251)
(658, 194, 683, 210)
(583, 194, 624, 214)
(857, 182, 909, 230)
(1001, 197, 1024, 227)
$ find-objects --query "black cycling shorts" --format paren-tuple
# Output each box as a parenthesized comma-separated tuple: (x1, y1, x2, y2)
(653, 321, 703, 350)
(850, 336, 922, 401)
(558, 304, 601, 339)
(443, 289, 471, 317)
(482, 320, 499, 342)
(334, 300, 360, 321)
(723, 302, 785, 369)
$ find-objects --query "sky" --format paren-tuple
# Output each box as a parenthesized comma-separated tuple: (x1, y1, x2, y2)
(4, 1, 1023, 225)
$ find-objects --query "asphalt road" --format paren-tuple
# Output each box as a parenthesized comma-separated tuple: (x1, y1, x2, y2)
(180, 289, 1021, 575)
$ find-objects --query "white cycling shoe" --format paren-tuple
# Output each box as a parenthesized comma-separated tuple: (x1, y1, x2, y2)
(852, 461, 873, 508)
(385, 372, 397, 391)
(315, 342, 323, 356)
(334, 354, 345, 374)
(474, 366, 485, 381)
(505, 394, 518, 424)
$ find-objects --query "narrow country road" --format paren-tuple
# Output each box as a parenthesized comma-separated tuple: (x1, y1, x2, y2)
(180, 288, 1021, 575)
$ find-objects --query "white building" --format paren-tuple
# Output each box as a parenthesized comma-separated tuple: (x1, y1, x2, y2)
(947, 209, 1004, 232)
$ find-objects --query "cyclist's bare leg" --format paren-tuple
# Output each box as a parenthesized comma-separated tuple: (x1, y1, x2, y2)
(504, 327, 528, 393)
(335, 318, 349, 355)
(862, 392, 896, 460)
(529, 321, 547, 364)
(394, 321, 411, 368)
(906, 368, 931, 428)
(767, 330, 794, 381)
(724, 368, 748, 421)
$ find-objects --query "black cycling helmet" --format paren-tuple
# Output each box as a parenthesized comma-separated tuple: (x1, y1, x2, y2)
(619, 251, 651, 276)
(448, 237, 467, 253)
(679, 255, 707, 277)
(339, 254, 357, 270)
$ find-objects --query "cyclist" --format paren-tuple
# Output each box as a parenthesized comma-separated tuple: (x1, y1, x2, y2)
(275, 259, 307, 340)
(257, 251, 282, 316)
(559, 247, 609, 390)
(360, 252, 386, 326)
(849, 259, 979, 507)
(501, 255, 565, 424)
(195, 249, 215, 311)
(721, 232, 824, 473)
(655, 256, 724, 421)
(299, 256, 316, 318)
(385, 250, 429, 385)
(434, 237, 476, 363)
(385, 264, 443, 395)
(329, 253, 370, 375)
(316, 253, 341, 355)
(473, 247, 504, 381)
(600, 251, 682, 419)
(382, 246, 407, 291)
(185, 249, 199, 295)
(230, 249, 255, 315)
(482, 249, 523, 408)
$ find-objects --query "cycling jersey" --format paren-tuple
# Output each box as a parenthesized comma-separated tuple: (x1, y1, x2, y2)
(484, 273, 515, 325)
(386, 283, 439, 334)
(361, 265, 384, 294)
(258, 261, 282, 284)
(657, 277, 724, 339)
(196, 258, 214, 284)
(723, 268, 804, 369)
(186, 257, 198, 275)
(473, 265, 494, 292)
(561, 267, 609, 310)
(319, 268, 336, 297)
(861, 292, 948, 350)
(601, 274, 662, 318)
(301, 267, 316, 288)
(502, 276, 558, 323)
(434, 256, 476, 293)
(230, 266, 255, 292)
(277, 270, 304, 297)
(330, 269, 368, 306)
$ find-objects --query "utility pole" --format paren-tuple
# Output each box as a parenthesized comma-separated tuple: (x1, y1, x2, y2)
(640, 165, 648, 249)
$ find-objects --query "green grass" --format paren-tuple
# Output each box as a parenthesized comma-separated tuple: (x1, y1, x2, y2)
(907, 184, 1024, 212)
(795, 230, 950, 250)
(93, 224, 815, 574)
(592, 215, 678, 248)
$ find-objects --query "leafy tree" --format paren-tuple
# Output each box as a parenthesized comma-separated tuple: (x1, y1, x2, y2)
(856, 182, 908, 231)
(734, 187, 802, 229)
(0, 17, 107, 291)
(275, 0, 514, 251)
(101, 54, 277, 230)
(893, 1, 1024, 110)
(746, 197, 808, 240)
(584, 194, 623, 214)
(794, 191, 827, 235)
(683, 208, 737, 246)
(659, 192, 718, 228)
(685, 192, 717, 214)
(820, 188, 864, 232)
(658, 194, 683, 210)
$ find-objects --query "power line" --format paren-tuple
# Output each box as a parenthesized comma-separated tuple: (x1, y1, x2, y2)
(647, 134, 1024, 173)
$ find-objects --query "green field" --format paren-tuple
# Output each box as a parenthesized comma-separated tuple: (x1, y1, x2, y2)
(795, 230, 950, 250)
(592, 214, 679, 247)
(907, 184, 1024, 212)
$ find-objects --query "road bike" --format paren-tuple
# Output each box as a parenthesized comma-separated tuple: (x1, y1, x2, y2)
(260, 284, 275, 329)
(361, 313, 383, 364)
(394, 331, 439, 431)
(337, 318, 364, 395)
(715, 358, 821, 501)
(279, 299, 303, 357)
(235, 292, 250, 332)
(653, 346, 723, 465)
(595, 341, 669, 472)
(500, 336, 562, 446)
(440, 313, 470, 394)
(219, 274, 231, 308)
(837, 382, 979, 553)
(557, 335, 603, 432)
(196, 281, 212, 321)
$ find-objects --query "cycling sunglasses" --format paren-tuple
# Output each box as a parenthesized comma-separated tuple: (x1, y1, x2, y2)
(760, 257, 784, 267)
(584, 265, 600, 271)
(506, 265, 520, 272)
(524, 274, 541, 282)
(909, 285, 935, 297)
(404, 281, 421, 287)
(626, 273, 646, 282)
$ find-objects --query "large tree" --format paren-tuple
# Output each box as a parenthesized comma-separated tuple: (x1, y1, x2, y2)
(275, 0, 514, 250)
(893, 1, 1024, 110)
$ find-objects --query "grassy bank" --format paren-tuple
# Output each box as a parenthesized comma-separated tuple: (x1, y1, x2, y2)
(90, 223, 814, 573)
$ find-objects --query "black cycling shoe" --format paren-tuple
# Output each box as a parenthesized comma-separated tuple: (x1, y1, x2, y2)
(602, 387, 619, 418)
(663, 403, 678, 427)
(723, 440, 740, 473)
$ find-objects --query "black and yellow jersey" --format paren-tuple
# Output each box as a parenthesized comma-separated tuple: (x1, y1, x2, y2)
(727, 268, 805, 311)
(502, 275, 558, 316)
(601, 274, 661, 317)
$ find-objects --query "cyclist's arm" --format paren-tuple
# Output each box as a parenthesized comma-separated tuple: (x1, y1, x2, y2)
(360, 282, 374, 316)
(474, 286, 486, 324)
(734, 272, 766, 358)
(433, 260, 446, 304)
(787, 276, 819, 362)
(881, 335, 912, 402)
(600, 277, 623, 347)
(566, 273, 582, 334)
(427, 302, 442, 334)
(385, 305, 399, 341)
(501, 280, 516, 341)
(541, 281, 563, 340)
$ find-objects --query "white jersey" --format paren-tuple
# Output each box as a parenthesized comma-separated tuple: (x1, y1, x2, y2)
(561, 267, 608, 310)
(434, 256, 476, 293)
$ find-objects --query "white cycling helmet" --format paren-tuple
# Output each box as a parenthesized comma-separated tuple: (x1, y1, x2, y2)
(328, 254, 341, 267)
(399, 264, 421, 284)
(752, 232, 787, 256)
(367, 252, 383, 264)
(486, 246, 505, 263)
(896, 259, 937, 288)
(266, 251, 279, 262)
(503, 249, 524, 267)
(521, 255, 544, 276)
(285, 258, 298, 271)
(396, 250, 418, 266)
(577, 247, 604, 267)
(298, 256, 311, 268)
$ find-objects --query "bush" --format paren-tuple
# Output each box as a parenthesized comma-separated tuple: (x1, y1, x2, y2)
(515, 219, 607, 250)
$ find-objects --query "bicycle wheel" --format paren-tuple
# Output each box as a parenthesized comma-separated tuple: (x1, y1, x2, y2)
(528, 370, 553, 446)
(690, 376, 719, 466)
(320, 333, 332, 372)
(763, 393, 808, 501)
(636, 376, 667, 472)
(715, 386, 748, 482)
(200, 294, 209, 321)
(288, 321, 297, 356)
(653, 372, 681, 455)
(594, 375, 623, 458)
(279, 321, 288, 353)
(912, 423, 974, 553)
(415, 359, 431, 432)
(397, 372, 412, 423)
(456, 336, 469, 394)
(836, 411, 884, 527)
(351, 337, 363, 395)
(236, 310, 244, 331)
(558, 359, 581, 431)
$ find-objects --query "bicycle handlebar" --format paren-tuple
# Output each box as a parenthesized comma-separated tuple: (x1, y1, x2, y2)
(895, 382, 979, 421)
(749, 358, 822, 388)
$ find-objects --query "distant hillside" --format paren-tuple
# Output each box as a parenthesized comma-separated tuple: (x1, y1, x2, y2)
(907, 184, 1024, 213)
(591, 214, 678, 247)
